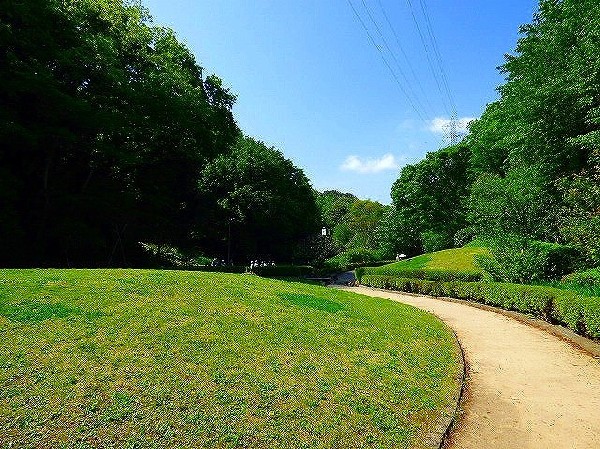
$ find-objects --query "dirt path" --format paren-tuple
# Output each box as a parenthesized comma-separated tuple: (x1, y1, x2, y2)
(346, 287, 600, 449)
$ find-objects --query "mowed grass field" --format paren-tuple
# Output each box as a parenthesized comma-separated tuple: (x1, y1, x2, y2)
(0, 270, 460, 449)
(380, 247, 489, 272)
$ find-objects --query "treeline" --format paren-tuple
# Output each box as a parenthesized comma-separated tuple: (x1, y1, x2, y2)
(0, 0, 318, 267)
(308, 191, 388, 269)
(381, 0, 600, 282)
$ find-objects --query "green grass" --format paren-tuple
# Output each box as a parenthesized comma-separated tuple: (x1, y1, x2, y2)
(357, 247, 489, 283)
(0, 269, 460, 448)
(381, 247, 489, 272)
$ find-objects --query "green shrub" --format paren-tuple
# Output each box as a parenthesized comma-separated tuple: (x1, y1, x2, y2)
(582, 297, 600, 337)
(556, 268, 600, 298)
(323, 248, 380, 272)
(552, 291, 584, 332)
(358, 275, 600, 339)
(562, 268, 600, 288)
(193, 265, 248, 274)
(474, 235, 548, 283)
(356, 267, 483, 283)
(421, 230, 451, 253)
(139, 243, 212, 268)
(475, 235, 582, 283)
(536, 242, 582, 279)
(253, 265, 314, 277)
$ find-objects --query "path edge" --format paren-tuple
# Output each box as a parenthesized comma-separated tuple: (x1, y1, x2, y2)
(353, 285, 600, 359)
(335, 285, 468, 449)
(437, 323, 467, 449)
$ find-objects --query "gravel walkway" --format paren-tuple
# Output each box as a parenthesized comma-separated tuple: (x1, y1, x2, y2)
(346, 287, 600, 449)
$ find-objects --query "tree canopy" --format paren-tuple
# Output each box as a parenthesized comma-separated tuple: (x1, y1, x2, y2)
(197, 136, 319, 261)
(0, 0, 318, 266)
(384, 0, 600, 277)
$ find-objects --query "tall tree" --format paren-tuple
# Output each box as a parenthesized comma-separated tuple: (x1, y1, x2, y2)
(390, 144, 473, 252)
(197, 136, 319, 262)
(0, 0, 238, 266)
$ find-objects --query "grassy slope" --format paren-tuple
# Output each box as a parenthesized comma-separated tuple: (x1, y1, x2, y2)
(0, 269, 460, 449)
(378, 247, 489, 272)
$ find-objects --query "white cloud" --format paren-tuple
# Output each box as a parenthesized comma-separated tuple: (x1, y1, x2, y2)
(340, 153, 402, 174)
(428, 117, 476, 135)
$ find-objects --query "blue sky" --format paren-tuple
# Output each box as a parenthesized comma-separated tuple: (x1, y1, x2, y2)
(143, 0, 539, 203)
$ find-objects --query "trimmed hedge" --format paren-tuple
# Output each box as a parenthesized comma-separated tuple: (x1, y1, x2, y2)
(356, 267, 483, 283)
(339, 260, 396, 272)
(562, 268, 600, 288)
(253, 265, 314, 277)
(190, 265, 248, 274)
(359, 274, 600, 339)
(171, 264, 315, 277)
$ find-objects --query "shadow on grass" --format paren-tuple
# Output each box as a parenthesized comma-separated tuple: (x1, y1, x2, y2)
(0, 300, 102, 323)
(277, 292, 344, 313)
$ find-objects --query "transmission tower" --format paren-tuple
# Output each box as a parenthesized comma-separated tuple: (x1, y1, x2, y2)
(449, 113, 458, 145)
(442, 113, 460, 145)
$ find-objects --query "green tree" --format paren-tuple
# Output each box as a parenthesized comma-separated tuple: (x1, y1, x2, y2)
(345, 199, 387, 250)
(197, 136, 319, 261)
(559, 149, 600, 266)
(315, 190, 357, 230)
(0, 0, 238, 266)
(374, 205, 421, 258)
(390, 144, 473, 252)
(468, 166, 557, 241)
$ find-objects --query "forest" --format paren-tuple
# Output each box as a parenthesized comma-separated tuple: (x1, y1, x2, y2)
(1, 0, 599, 282)
(0, 0, 319, 267)
(377, 0, 600, 283)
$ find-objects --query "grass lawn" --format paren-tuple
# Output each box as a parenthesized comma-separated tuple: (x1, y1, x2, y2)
(0, 270, 460, 449)
(380, 247, 489, 272)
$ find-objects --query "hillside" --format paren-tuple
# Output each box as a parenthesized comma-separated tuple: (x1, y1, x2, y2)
(378, 247, 489, 272)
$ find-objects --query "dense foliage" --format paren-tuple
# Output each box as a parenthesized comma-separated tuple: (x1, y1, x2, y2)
(359, 275, 600, 339)
(0, 0, 318, 266)
(310, 190, 390, 269)
(390, 144, 473, 254)
(197, 136, 319, 262)
(384, 0, 600, 282)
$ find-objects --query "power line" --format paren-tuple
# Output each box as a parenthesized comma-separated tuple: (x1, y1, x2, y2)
(374, 0, 435, 116)
(417, 0, 456, 114)
(404, 0, 451, 116)
(345, 0, 427, 122)
(358, 0, 432, 118)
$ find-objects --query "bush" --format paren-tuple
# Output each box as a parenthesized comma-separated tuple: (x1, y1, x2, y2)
(253, 265, 314, 277)
(192, 265, 248, 274)
(582, 297, 600, 337)
(475, 235, 581, 283)
(139, 243, 212, 268)
(453, 227, 476, 248)
(474, 235, 548, 283)
(356, 267, 483, 283)
(323, 248, 380, 272)
(536, 242, 582, 279)
(358, 274, 600, 339)
(562, 268, 600, 288)
(421, 230, 451, 253)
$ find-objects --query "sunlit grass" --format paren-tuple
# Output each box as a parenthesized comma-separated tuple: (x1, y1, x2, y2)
(0, 269, 460, 448)
(380, 247, 489, 272)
